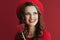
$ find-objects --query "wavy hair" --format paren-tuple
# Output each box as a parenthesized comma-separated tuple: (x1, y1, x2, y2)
(16, 2, 45, 40)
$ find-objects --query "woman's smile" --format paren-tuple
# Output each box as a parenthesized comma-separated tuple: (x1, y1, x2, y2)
(24, 6, 38, 26)
(29, 19, 36, 23)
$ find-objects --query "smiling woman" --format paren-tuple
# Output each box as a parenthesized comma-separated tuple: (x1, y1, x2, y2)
(24, 6, 38, 27)
(15, 0, 51, 40)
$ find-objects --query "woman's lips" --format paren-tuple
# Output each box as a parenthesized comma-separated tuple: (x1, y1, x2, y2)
(29, 19, 36, 23)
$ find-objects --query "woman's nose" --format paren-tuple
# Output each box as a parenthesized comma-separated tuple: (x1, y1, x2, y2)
(30, 14, 34, 19)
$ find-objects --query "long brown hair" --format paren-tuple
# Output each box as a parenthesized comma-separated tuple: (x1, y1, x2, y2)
(17, 2, 45, 40)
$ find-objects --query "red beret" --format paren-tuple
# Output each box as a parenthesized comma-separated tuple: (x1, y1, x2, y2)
(17, 0, 44, 15)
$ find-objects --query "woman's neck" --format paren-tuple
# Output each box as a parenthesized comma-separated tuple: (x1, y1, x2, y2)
(27, 26, 35, 38)
(29, 26, 35, 33)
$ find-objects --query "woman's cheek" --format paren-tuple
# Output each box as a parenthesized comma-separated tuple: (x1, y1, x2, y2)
(34, 15, 38, 19)
(25, 15, 30, 22)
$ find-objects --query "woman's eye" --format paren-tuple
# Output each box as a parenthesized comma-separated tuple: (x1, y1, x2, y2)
(34, 12, 38, 15)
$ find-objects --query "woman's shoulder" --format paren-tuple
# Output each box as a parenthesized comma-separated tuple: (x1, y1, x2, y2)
(42, 30, 51, 40)
(43, 30, 51, 36)
(15, 32, 24, 40)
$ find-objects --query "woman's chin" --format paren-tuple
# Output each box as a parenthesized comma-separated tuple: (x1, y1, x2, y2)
(28, 23, 36, 26)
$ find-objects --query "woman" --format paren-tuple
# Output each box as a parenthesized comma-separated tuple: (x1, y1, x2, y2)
(15, 0, 51, 40)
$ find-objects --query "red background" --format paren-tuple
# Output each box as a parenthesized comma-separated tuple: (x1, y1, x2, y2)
(0, 0, 60, 40)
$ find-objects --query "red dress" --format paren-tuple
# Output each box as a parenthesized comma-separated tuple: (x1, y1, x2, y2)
(26, 31, 51, 40)
(15, 30, 51, 40)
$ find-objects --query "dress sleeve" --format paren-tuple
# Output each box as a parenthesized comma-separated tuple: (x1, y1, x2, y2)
(15, 33, 24, 40)
(43, 31, 51, 40)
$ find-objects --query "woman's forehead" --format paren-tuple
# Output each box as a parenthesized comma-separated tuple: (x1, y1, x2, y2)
(24, 6, 38, 13)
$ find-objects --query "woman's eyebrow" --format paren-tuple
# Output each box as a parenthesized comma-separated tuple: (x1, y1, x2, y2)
(33, 12, 38, 13)
(25, 12, 31, 15)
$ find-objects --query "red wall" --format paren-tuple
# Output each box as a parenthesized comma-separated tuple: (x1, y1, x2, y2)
(0, 0, 60, 40)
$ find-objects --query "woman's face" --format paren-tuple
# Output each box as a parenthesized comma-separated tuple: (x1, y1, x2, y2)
(24, 6, 38, 27)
